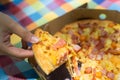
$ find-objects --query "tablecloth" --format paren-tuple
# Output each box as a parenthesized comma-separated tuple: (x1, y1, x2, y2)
(0, 0, 120, 80)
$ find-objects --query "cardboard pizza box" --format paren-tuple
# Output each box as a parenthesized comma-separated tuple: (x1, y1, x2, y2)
(29, 5, 120, 80)
(40, 8, 120, 35)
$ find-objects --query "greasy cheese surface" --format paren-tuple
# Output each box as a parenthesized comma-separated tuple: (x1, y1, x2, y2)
(32, 29, 69, 75)
(54, 20, 120, 80)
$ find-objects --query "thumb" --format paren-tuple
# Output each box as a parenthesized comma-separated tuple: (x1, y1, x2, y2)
(19, 29, 40, 43)
(0, 44, 34, 58)
(8, 21, 39, 43)
(12, 26, 39, 43)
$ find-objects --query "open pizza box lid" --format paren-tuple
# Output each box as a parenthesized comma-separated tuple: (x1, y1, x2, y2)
(29, 4, 120, 80)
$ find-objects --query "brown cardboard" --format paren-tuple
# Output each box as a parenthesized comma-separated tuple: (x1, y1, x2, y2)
(30, 8, 120, 80)
(40, 8, 120, 35)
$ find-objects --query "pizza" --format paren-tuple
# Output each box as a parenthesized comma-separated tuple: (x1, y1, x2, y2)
(32, 20, 120, 80)
(32, 29, 78, 75)
(54, 20, 120, 80)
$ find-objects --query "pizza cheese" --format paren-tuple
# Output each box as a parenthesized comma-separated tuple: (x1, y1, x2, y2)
(32, 20, 120, 80)
(32, 29, 70, 75)
(54, 20, 120, 80)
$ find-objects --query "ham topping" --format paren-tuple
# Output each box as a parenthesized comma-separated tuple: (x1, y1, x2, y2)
(72, 44, 81, 52)
(107, 72, 114, 80)
(101, 69, 107, 75)
(84, 67, 92, 74)
(52, 38, 66, 50)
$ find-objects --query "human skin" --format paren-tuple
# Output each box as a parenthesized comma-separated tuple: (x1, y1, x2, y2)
(0, 12, 39, 58)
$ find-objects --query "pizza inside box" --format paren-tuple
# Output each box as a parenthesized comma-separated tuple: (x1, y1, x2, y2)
(29, 7, 120, 80)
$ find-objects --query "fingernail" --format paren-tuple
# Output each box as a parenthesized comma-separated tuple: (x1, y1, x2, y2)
(31, 36, 39, 43)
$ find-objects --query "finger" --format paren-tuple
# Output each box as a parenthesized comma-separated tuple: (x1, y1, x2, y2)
(0, 53, 22, 61)
(3, 34, 13, 47)
(12, 26, 39, 43)
(9, 23, 39, 43)
(3, 34, 11, 42)
(0, 45, 33, 58)
(8, 47, 34, 58)
(0, 12, 39, 43)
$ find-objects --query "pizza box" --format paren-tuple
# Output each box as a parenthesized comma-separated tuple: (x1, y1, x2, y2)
(29, 6, 120, 80)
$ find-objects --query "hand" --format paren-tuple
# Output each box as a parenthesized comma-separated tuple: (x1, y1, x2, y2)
(0, 12, 39, 58)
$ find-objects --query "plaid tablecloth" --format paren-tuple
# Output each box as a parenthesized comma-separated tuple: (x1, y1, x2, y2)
(0, 0, 120, 80)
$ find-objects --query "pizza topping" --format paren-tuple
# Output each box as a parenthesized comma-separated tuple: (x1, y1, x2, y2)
(95, 40, 104, 50)
(111, 42, 117, 49)
(84, 67, 92, 74)
(57, 52, 68, 65)
(68, 30, 74, 35)
(52, 38, 66, 50)
(99, 27, 108, 37)
(78, 28, 83, 34)
(96, 71, 102, 78)
(92, 40, 99, 47)
(105, 26, 115, 34)
(72, 56, 80, 76)
(83, 28, 91, 36)
(95, 51, 104, 61)
(32, 29, 71, 75)
(108, 49, 120, 55)
(52, 20, 120, 80)
(71, 34, 79, 44)
(79, 35, 87, 41)
(88, 53, 96, 60)
(91, 48, 99, 55)
(104, 38, 112, 51)
(72, 44, 81, 52)
(96, 54, 103, 60)
(101, 69, 107, 75)
(92, 68, 96, 80)
(92, 77, 96, 80)
(107, 72, 115, 80)
(108, 23, 115, 27)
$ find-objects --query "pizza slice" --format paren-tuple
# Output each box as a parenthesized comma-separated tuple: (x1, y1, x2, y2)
(32, 29, 71, 75)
